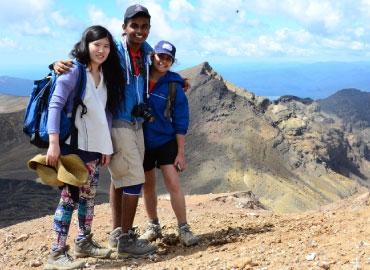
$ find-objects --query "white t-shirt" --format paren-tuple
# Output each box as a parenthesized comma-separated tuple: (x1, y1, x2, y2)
(66, 69, 113, 155)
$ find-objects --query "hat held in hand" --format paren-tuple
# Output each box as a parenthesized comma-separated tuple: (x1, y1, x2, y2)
(28, 154, 88, 187)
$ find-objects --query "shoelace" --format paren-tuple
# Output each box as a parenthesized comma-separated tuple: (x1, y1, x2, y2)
(82, 234, 103, 250)
(59, 251, 74, 263)
(90, 238, 102, 248)
(129, 227, 141, 239)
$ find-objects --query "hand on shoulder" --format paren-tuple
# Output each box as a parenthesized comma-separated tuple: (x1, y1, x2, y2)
(182, 77, 190, 92)
(53, 59, 74, 75)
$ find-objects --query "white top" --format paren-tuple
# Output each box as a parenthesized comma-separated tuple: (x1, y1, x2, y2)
(66, 69, 113, 155)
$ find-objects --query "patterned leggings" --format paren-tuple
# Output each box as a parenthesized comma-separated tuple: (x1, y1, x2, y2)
(52, 159, 99, 250)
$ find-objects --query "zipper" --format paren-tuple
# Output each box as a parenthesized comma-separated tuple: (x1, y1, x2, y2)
(151, 93, 167, 100)
(135, 75, 141, 103)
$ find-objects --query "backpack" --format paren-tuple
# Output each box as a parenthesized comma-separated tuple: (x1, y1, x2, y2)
(164, 81, 177, 120)
(23, 60, 87, 149)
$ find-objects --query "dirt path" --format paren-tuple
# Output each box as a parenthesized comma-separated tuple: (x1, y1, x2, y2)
(1, 192, 370, 269)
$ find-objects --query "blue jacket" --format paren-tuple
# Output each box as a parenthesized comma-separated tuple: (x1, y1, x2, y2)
(114, 36, 153, 123)
(143, 71, 189, 150)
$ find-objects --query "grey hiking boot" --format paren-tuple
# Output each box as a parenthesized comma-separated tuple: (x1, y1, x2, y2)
(140, 222, 162, 242)
(178, 224, 199, 246)
(44, 246, 85, 270)
(74, 233, 112, 259)
(108, 227, 122, 250)
(117, 229, 157, 258)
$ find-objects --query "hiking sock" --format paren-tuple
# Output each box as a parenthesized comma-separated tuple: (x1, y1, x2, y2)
(76, 233, 87, 241)
(178, 222, 188, 228)
(150, 218, 160, 225)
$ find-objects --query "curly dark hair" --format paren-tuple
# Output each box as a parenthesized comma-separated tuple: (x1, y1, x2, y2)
(70, 25, 125, 114)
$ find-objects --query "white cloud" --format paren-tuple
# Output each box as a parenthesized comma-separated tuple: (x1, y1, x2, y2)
(115, 1, 370, 61)
(353, 27, 365, 38)
(87, 5, 123, 37)
(0, 0, 53, 23)
(3, 0, 364, 64)
(198, 26, 320, 59)
(168, 0, 195, 23)
(51, 11, 70, 27)
(360, 0, 370, 17)
(143, 2, 174, 39)
(321, 38, 346, 49)
(245, 0, 345, 34)
(50, 11, 81, 29)
(198, 0, 246, 23)
(0, 0, 59, 37)
(0, 38, 18, 48)
(350, 41, 365, 50)
(10, 20, 53, 37)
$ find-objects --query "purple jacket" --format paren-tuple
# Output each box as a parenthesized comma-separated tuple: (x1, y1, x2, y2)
(47, 64, 112, 134)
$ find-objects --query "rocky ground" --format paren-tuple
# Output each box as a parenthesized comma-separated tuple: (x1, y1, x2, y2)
(1, 191, 370, 270)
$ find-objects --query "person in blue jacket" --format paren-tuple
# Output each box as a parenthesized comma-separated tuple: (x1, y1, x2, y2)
(140, 40, 199, 246)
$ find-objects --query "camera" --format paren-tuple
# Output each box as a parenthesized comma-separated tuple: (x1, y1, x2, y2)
(132, 103, 155, 122)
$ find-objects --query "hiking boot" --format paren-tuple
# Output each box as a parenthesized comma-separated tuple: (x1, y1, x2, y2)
(74, 233, 112, 259)
(140, 222, 162, 242)
(108, 227, 122, 250)
(117, 229, 157, 258)
(178, 224, 199, 246)
(44, 246, 85, 270)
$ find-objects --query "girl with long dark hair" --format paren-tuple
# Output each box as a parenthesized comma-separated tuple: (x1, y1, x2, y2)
(44, 25, 124, 270)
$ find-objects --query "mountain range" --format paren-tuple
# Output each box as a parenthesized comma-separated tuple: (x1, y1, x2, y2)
(0, 62, 369, 222)
(1, 63, 370, 270)
(2, 61, 370, 99)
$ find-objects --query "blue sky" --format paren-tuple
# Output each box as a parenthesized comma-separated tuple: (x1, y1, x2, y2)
(1, 0, 370, 79)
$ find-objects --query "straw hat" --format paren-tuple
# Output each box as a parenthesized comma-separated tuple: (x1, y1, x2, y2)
(28, 154, 88, 187)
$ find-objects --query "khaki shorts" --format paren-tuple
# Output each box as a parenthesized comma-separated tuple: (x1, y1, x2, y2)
(108, 124, 145, 188)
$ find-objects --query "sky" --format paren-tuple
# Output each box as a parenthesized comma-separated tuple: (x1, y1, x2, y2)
(1, 0, 370, 79)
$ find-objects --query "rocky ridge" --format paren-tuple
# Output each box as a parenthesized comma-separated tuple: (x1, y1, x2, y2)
(178, 62, 369, 212)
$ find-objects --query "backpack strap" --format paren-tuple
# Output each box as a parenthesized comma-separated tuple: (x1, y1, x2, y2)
(69, 61, 87, 151)
(164, 82, 177, 120)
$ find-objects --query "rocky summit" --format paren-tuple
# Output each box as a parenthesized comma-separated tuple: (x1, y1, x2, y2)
(178, 62, 369, 212)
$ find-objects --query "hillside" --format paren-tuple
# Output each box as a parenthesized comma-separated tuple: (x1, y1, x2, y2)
(1, 191, 370, 269)
(0, 63, 370, 214)
(318, 88, 370, 130)
(178, 63, 369, 212)
(0, 94, 28, 113)
(0, 95, 40, 180)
